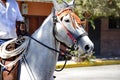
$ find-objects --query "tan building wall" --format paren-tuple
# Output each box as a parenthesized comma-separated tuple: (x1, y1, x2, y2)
(17, 1, 53, 16)
(17, 1, 53, 34)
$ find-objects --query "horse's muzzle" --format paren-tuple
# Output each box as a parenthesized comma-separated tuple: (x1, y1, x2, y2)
(84, 44, 94, 53)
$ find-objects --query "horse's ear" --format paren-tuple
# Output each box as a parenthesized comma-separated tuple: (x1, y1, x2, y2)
(62, 0, 75, 8)
(68, 0, 75, 8)
(52, 0, 60, 11)
(62, 0, 69, 7)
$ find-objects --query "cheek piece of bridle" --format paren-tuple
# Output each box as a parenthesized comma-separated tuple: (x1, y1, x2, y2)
(53, 8, 88, 51)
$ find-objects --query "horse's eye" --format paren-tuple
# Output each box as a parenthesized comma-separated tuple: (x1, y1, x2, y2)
(65, 19, 70, 22)
(60, 17, 63, 21)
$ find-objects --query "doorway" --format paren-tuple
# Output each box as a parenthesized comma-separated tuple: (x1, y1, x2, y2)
(88, 18, 101, 56)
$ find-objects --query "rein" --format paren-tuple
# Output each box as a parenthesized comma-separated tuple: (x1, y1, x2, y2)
(27, 34, 62, 54)
(0, 8, 88, 76)
(26, 34, 69, 72)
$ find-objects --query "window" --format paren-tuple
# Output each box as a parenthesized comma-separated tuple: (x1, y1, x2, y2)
(109, 17, 120, 29)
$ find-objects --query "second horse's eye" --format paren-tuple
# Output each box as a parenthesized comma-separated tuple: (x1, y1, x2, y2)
(65, 19, 70, 22)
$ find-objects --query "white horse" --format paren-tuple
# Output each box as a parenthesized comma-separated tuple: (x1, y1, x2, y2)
(19, 0, 94, 80)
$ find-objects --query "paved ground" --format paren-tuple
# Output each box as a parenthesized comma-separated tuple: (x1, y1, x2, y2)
(54, 65, 120, 80)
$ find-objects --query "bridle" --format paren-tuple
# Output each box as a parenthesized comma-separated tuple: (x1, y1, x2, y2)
(53, 8, 88, 50)
(52, 8, 88, 72)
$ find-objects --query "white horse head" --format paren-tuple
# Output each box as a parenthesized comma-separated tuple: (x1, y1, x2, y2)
(19, 0, 94, 80)
(53, 0, 94, 53)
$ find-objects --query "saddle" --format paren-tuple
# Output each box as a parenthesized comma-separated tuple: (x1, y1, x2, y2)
(0, 36, 29, 80)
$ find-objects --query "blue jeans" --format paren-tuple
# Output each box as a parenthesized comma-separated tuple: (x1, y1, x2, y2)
(0, 39, 12, 46)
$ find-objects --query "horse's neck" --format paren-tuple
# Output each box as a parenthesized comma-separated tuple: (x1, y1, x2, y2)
(19, 14, 60, 80)
(32, 14, 59, 49)
(29, 13, 60, 65)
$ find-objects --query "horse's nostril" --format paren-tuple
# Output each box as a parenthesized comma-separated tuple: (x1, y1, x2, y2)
(84, 45, 90, 51)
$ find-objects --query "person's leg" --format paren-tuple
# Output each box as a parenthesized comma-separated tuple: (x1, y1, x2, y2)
(0, 39, 6, 46)
(0, 39, 19, 80)
(0, 39, 12, 46)
(0, 39, 7, 80)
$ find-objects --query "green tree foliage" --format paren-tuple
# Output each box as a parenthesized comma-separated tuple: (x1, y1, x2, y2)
(57, 0, 120, 29)
(75, 0, 120, 19)
(74, 0, 120, 29)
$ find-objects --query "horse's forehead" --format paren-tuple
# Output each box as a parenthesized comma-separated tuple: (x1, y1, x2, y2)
(62, 14, 71, 19)
(57, 10, 82, 25)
